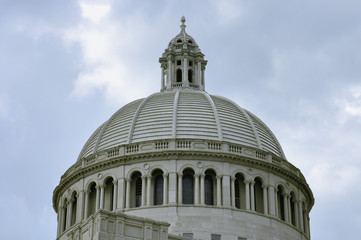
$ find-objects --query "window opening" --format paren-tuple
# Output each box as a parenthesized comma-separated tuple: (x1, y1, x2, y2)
(205, 174, 214, 205)
(177, 60, 182, 66)
(154, 174, 164, 205)
(188, 70, 193, 83)
(176, 69, 182, 82)
(189, 61, 193, 66)
(135, 177, 142, 207)
(183, 174, 194, 204)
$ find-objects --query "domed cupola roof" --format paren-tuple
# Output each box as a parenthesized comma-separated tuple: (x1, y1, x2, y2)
(77, 17, 286, 162)
(167, 16, 200, 53)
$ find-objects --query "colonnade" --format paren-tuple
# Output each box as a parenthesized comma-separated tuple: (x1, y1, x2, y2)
(58, 172, 310, 238)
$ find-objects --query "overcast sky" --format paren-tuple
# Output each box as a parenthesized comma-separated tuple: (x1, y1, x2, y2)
(1, 0, 361, 239)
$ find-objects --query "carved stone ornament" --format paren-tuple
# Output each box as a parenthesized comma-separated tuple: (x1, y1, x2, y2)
(144, 163, 150, 170)
(97, 173, 103, 180)
(197, 162, 203, 168)
(247, 168, 253, 175)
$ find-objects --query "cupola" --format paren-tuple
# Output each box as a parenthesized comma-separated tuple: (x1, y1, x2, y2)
(159, 16, 208, 91)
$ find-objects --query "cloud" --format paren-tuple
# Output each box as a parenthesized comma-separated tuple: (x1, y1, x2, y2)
(61, 1, 158, 105)
(80, 1, 111, 24)
(335, 85, 361, 120)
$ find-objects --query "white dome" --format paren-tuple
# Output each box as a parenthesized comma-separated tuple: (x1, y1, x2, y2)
(78, 90, 285, 161)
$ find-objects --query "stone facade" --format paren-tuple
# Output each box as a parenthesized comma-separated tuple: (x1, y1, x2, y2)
(53, 17, 314, 240)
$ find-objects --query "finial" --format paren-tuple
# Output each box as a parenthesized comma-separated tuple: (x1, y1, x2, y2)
(180, 16, 186, 32)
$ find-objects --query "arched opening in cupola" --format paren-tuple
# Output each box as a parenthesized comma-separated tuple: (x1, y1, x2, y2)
(290, 191, 296, 226)
(204, 169, 216, 206)
(235, 173, 246, 209)
(254, 177, 264, 214)
(70, 191, 77, 226)
(188, 69, 193, 83)
(277, 185, 286, 221)
(182, 168, 195, 204)
(88, 182, 97, 217)
(152, 169, 164, 205)
(104, 177, 114, 211)
(62, 198, 68, 232)
(176, 69, 182, 82)
(130, 172, 142, 208)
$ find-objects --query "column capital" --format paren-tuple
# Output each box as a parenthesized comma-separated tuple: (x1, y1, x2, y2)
(112, 180, 118, 185)
(125, 178, 132, 183)
(200, 173, 205, 178)
(141, 175, 147, 181)
(230, 176, 236, 181)
(146, 175, 152, 180)
(216, 175, 222, 180)
(163, 173, 169, 178)
(178, 173, 183, 178)
(194, 173, 200, 178)
(84, 190, 90, 194)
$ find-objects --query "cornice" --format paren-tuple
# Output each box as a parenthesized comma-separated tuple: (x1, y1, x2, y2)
(53, 144, 314, 212)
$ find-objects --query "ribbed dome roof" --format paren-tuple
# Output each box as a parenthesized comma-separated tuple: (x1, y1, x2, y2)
(78, 90, 285, 161)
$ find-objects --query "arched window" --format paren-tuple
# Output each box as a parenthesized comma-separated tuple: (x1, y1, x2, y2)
(176, 69, 182, 82)
(204, 170, 216, 206)
(290, 192, 296, 226)
(277, 185, 285, 221)
(88, 183, 97, 217)
(153, 170, 164, 205)
(188, 69, 193, 83)
(254, 178, 264, 214)
(104, 178, 114, 211)
(131, 172, 142, 208)
(182, 168, 194, 204)
(70, 192, 77, 226)
(235, 173, 246, 209)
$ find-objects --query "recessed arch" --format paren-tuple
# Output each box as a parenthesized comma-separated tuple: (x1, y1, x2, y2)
(130, 171, 143, 208)
(234, 173, 246, 209)
(182, 168, 195, 204)
(104, 177, 115, 211)
(277, 185, 286, 221)
(70, 191, 77, 226)
(126, 167, 145, 179)
(176, 69, 182, 82)
(254, 177, 264, 214)
(204, 169, 217, 206)
(152, 169, 164, 206)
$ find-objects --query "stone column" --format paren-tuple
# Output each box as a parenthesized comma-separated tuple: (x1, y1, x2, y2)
(161, 65, 165, 89)
(84, 190, 89, 219)
(95, 185, 100, 210)
(268, 185, 276, 216)
(58, 206, 64, 235)
(222, 175, 231, 207)
(194, 174, 199, 204)
(66, 200, 72, 229)
(117, 178, 125, 210)
(262, 185, 268, 215)
(287, 195, 292, 223)
(100, 184, 105, 209)
(125, 178, 131, 209)
(77, 191, 84, 222)
(183, 55, 189, 87)
(216, 175, 222, 206)
(113, 180, 118, 210)
(163, 173, 168, 205)
(168, 172, 177, 204)
(178, 174, 183, 204)
(298, 201, 304, 231)
(283, 193, 289, 222)
(141, 176, 147, 207)
(230, 177, 236, 208)
(294, 200, 299, 228)
(250, 181, 255, 211)
(146, 175, 152, 206)
(245, 180, 250, 210)
(167, 57, 173, 85)
(197, 61, 202, 87)
(274, 188, 279, 217)
(200, 174, 205, 205)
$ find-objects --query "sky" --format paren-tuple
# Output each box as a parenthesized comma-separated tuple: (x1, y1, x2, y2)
(1, 0, 361, 239)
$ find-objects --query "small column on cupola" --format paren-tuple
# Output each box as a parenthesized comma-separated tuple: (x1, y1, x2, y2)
(159, 16, 207, 92)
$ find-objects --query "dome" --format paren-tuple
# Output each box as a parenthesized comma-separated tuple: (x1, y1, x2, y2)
(78, 91, 285, 161)
(54, 17, 313, 240)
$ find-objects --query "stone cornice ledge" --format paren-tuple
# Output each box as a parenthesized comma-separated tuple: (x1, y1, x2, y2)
(53, 143, 314, 212)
